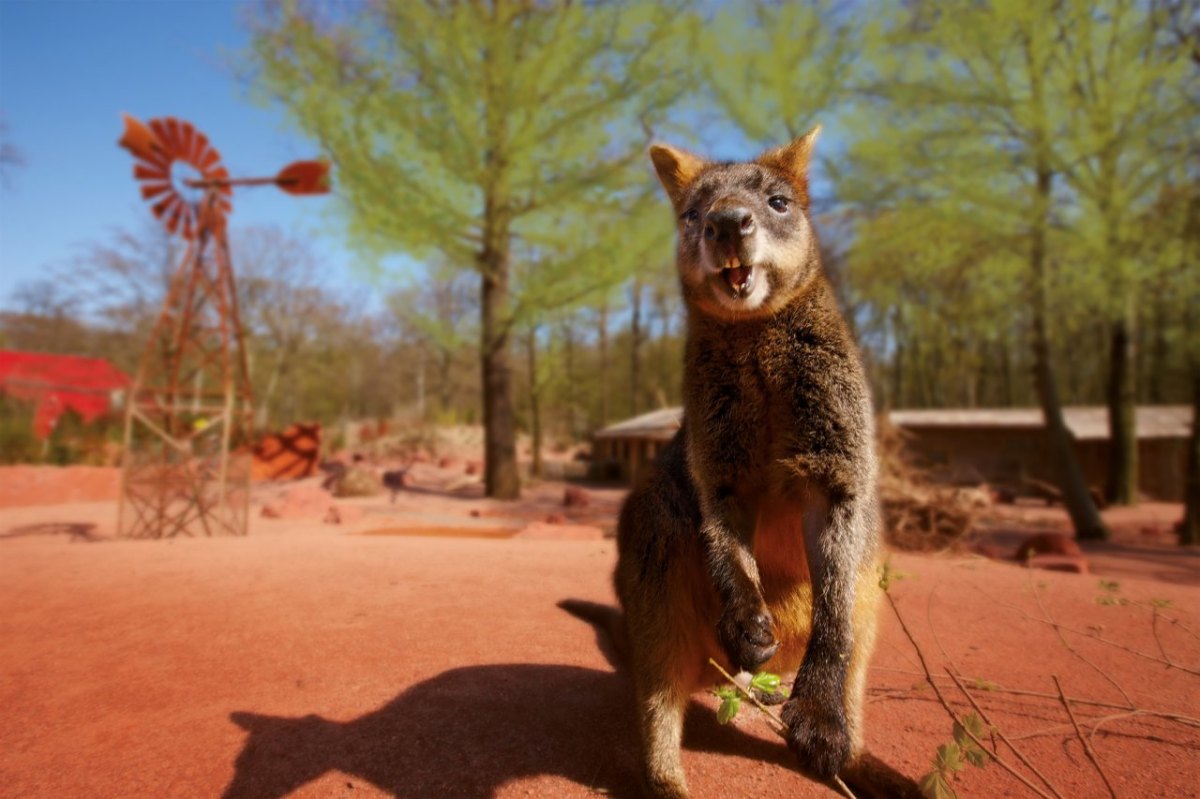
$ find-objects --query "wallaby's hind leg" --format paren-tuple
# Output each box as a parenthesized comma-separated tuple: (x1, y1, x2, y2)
(633, 672, 690, 799)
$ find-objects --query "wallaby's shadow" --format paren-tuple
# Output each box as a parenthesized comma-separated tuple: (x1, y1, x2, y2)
(222, 663, 792, 798)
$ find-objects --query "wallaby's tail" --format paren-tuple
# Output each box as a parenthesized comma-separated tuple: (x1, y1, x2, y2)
(557, 599, 629, 671)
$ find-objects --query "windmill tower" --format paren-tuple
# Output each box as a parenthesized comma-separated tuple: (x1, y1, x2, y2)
(116, 115, 329, 538)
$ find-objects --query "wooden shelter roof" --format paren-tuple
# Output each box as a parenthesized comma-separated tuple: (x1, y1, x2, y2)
(594, 405, 1193, 442)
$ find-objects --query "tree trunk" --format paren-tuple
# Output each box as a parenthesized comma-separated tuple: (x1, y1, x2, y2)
(1020, 28, 1108, 541)
(1177, 192, 1200, 546)
(478, 11, 519, 500)
(562, 322, 577, 439)
(890, 308, 904, 408)
(630, 278, 643, 417)
(598, 304, 610, 426)
(1105, 307, 1138, 505)
(1145, 277, 1169, 403)
(526, 326, 543, 480)
(415, 345, 427, 421)
(480, 265, 520, 499)
(438, 348, 453, 417)
(1181, 371, 1200, 546)
(1029, 170, 1109, 540)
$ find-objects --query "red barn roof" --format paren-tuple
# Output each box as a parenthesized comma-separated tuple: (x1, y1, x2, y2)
(0, 350, 130, 438)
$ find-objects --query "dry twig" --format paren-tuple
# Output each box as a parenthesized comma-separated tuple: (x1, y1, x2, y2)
(976, 584, 1200, 678)
(944, 668, 1062, 798)
(1053, 674, 1119, 799)
(883, 590, 1061, 799)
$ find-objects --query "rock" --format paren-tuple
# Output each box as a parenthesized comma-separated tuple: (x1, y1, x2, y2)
(563, 486, 590, 508)
(1014, 533, 1082, 562)
(437, 456, 460, 471)
(261, 484, 334, 520)
(332, 466, 383, 498)
(465, 460, 483, 476)
(324, 504, 365, 525)
(544, 513, 568, 525)
(1024, 553, 1090, 575)
(469, 509, 483, 518)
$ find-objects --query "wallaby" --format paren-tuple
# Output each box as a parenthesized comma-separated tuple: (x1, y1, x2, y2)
(591, 129, 915, 798)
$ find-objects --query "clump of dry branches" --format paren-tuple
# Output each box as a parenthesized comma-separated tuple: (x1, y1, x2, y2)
(877, 417, 988, 552)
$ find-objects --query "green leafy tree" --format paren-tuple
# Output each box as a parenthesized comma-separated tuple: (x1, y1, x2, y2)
(1051, 0, 1198, 504)
(697, 0, 858, 145)
(842, 0, 1112, 538)
(246, 0, 687, 498)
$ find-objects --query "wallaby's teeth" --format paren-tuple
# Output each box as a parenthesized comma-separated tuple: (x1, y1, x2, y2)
(723, 256, 741, 270)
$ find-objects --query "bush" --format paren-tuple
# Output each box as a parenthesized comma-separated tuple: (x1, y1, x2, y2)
(0, 396, 40, 463)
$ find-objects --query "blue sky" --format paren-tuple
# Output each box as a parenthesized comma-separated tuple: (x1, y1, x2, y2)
(0, 0, 801, 316)
(0, 0, 366, 306)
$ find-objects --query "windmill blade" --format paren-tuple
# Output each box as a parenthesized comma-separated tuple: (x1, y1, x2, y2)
(118, 114, 166, 163)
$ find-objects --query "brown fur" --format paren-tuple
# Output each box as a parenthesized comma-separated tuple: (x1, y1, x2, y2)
(607, 131, 918, 798)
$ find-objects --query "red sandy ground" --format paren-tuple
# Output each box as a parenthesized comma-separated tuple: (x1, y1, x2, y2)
(2, 466, 1199, 798)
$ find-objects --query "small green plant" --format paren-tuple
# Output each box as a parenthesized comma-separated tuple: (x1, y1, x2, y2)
(919, 712, 991, 799)
(713, 671, 781, 725)
(1096, 579, 1129, 606)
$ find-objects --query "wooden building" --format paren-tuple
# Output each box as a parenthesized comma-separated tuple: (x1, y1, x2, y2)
(593, 405, 1193, 501)
(592, 407, 682, 483)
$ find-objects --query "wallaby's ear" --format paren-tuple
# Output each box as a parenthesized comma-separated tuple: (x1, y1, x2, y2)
(649, 144, 708, 209)
(756, 126, 820, 207)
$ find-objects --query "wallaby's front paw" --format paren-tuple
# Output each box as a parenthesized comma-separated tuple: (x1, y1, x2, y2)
(717, 603, 778, 671)
(781, 693, 851, 781)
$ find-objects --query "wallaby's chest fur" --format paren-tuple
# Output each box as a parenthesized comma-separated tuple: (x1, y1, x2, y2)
(683, 277, 874, 503)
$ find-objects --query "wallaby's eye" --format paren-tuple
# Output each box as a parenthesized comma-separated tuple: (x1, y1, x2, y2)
(682, 208, 700, 224)
(768, 195, 790, 213)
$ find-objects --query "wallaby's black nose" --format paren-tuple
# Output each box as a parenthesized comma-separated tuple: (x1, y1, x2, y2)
(704, 206, 755, 243)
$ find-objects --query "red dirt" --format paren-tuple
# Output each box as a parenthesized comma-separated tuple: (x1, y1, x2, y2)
(1, 483, 1198, 798)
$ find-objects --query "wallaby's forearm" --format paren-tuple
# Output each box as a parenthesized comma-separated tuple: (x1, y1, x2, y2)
(796, 492, 867, 688)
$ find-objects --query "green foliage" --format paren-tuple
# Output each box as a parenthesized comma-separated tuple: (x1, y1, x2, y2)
(920, 712, 991, 799)
(919, 769, 957, 799)
(699, 0, 858, 144)
(0, 396, 40, 464)
(714, 686, 741, 725)
(835, 0, 1198, 411)
(750, 671, 781, 695)
(710, 671, 782, 726)
(952, 713, 991, 768)
(1096, 579, 1129, 606)
(246, 0, 685, 307)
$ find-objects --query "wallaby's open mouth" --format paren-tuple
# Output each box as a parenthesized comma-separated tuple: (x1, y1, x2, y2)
(721, 257, 755, 297)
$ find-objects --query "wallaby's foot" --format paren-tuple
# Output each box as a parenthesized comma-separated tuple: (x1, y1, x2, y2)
(717, 602, 778, 672)
(643, 773, 690, 799)
(781, 690, 852, 781)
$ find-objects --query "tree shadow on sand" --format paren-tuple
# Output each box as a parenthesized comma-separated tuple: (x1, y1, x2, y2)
(221, 663, 793, 798)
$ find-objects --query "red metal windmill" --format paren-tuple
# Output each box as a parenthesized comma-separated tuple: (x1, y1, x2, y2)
(116, 114, 330, 538)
